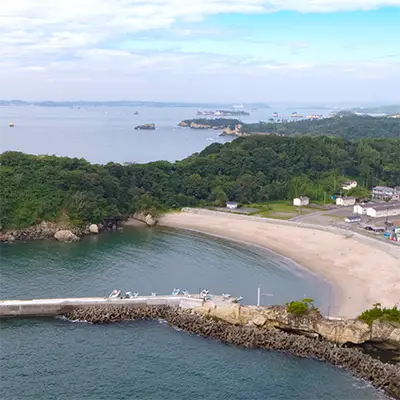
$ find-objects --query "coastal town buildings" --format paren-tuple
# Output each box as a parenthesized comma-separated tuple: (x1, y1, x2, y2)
(336, 196, 356, 206)
(293, 196, 310, 206)
(353, 204, 369, 215)
(342, 181, 357, 191)
(366, 202, 400, 218)
(372, 186, 400, 200)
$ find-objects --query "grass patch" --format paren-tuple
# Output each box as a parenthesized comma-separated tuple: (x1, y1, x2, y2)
(247, 201, 310, 219)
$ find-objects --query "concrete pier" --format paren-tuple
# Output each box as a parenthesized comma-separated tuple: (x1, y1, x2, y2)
(0, 295, 205, 317)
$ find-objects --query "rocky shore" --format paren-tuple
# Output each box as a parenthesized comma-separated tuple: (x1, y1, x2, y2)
(64, 304, 400, 399)
(0, 221, 87, 243)
(0, 213, 158, 243)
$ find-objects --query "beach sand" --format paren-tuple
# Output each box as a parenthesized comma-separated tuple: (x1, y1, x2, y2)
(159, 210, 400, 318)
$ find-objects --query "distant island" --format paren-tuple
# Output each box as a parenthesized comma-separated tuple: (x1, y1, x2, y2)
(350, 105, 400, 115)
(0, 100, 270, 109)
(196, 110, 250, 117)
(178, 118, 240, 130)
(134, 123, 155, 130)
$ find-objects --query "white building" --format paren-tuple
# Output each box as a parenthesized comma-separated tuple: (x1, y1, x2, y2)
(366, 202, 400, 218)
(293, 196, 310, 206)
(353, 204, 370, 215)
(372, 186, 400, 200)
(342, 181, 357, 191)
(345, 216, 361, 223)
(336, 196, 356, 206)
(226, 201, 238, 209)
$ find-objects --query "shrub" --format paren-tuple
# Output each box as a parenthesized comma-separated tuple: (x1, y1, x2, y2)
(286, 298, 318, 317)
(358, 304, 400, 326)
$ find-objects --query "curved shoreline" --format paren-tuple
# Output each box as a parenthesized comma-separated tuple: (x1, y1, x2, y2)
(159, 225, 338, 311)
(158, 210, 400, 318)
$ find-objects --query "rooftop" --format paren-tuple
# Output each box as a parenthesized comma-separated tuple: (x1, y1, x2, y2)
(373, 186, 394, 191)
(369, 202, 400, 211)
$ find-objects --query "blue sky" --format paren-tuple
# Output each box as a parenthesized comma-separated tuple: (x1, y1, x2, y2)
(0, 1, 399, 103)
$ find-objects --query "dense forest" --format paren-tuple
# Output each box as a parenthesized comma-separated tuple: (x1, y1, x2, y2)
(181, 114, 400, 139)
(1, 135, 399, 230)
(242, 115, 400, 138)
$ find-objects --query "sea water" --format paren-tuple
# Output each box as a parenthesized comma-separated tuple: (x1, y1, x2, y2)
(0, 229, 386, 399)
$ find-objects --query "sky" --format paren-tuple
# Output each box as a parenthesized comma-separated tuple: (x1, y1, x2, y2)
(1, 0, 400, 103)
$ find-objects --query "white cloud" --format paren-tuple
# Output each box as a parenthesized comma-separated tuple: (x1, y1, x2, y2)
(0, 0, 399, 101)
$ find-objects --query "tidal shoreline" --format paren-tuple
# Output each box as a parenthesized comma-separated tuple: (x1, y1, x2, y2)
(158, 210, 400, 318)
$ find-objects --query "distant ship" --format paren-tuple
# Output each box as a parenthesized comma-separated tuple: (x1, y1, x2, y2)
(307, 114, 323, 120)
(272, 112, 279, 117)
(291, 112, 303, 118)
(232, 104, 244, 109)
(9, 122, 14, 127)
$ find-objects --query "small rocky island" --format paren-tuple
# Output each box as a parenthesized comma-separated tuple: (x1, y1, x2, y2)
(177, 118, 280, 137)
(178, 118, 240, 130)
(134, 123, 155, 130)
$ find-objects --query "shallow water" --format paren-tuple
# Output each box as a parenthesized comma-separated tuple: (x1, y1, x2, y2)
(0, 229, 385, 399)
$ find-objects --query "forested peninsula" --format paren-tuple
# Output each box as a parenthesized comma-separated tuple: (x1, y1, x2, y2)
(179, 114, 400, 139)
(1, 135, 399, 232)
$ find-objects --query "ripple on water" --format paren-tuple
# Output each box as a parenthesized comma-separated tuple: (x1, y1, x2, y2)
(0, 229, 376, 400)
(0, 318, 387, 400)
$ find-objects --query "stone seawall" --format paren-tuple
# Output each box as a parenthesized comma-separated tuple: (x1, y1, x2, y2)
(64, 305, 400, 399)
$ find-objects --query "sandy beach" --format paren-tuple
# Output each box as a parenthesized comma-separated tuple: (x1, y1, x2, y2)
(158, 209, 400, 318)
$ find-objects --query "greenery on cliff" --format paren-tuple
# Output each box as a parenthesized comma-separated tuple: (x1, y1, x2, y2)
(286, 298, 319, 317)
(1, 135, 399, 230)
(358, 304, 400, 326)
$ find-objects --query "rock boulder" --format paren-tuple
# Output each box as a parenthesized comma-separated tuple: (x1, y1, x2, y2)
(145, 214, 157, 227)
(132, 212, 158, 227)
(89, 224, 99, 234)
(54, 230, 80, 242)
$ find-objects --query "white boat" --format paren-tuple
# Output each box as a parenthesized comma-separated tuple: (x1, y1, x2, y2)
(172, 288, 180, 296)
(109, 290, 121, 298)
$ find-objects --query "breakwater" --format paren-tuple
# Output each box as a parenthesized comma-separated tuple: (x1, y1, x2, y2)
(64, 304, 400, 399)
(0, 296, 202, 317)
